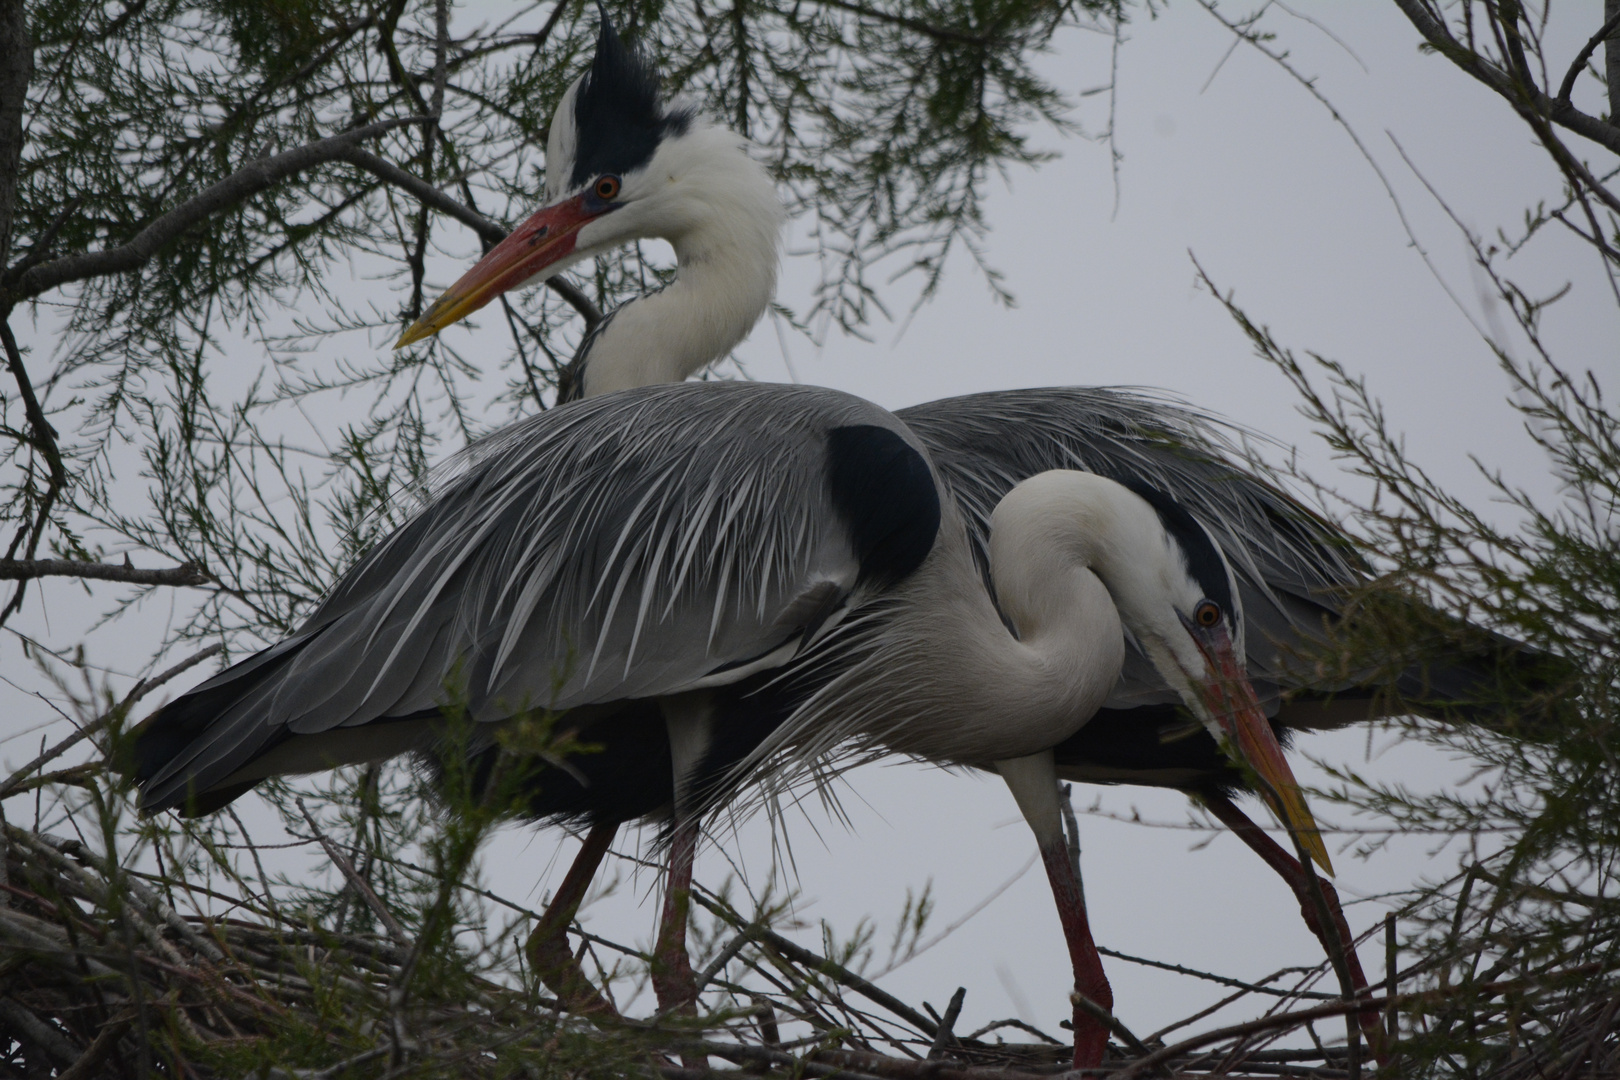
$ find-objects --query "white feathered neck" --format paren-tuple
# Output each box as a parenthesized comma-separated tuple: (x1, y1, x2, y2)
(574, 123, 785, 397)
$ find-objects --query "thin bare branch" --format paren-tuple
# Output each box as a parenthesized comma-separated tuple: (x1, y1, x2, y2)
(0, 641, 222, 800)
(8, 117, 428, 302)
(0, 558, 209, 586)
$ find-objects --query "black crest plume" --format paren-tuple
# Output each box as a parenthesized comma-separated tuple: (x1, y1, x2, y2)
(569, 7, 693, 190)
(1121, 479, 1237, 618)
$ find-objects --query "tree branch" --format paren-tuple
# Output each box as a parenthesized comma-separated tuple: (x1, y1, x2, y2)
(1111, 964, 1604, 1080)
(1556, 9, 1620, 104)
(1390, 0, 1620, 156)
(7, 116, 427, 302)
(690, 887, 940, 1039)
(0, 317, 66, 623)
(1607, 0, 1620, 124)
(0, 0, 33, 272)
(0, 641, 223, 801)
(0, 558, 209, 585)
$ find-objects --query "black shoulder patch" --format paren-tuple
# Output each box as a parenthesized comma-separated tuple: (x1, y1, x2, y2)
(826, 425, 940, 589)
(569, 12, 694, 190)
(1119, 479, 1236, 619)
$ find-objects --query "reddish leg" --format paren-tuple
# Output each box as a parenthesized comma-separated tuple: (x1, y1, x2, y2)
(527, 821, 620, 1016)
(1039, 836, 1115, 1067)
(1199, 790, 1387, 1063)
(1000, 753, 1112, 1069)
(651, 812, 700, 1017)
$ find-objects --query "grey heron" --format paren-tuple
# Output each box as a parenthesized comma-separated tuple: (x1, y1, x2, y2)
(387, 13, 1372, 1049)
(129, 380, 1316, 1068)
(135, 16, 1354, 1067)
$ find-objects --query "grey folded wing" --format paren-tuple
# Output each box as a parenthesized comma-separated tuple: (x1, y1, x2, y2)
(136, 382, 924, 812)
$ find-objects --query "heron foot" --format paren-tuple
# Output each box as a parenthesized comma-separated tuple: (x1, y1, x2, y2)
(527, 923, 620, 1017)
(1068, 989, 1112, 1068)
(527, 822, 620, 1017)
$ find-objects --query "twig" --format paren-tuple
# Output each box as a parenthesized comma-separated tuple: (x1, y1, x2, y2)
(1071, 993, 1148, 1057)
(691, 887, 939, 1038)
(1095, 945, 1337, 1001)
(813, 1047, 1049, 1080)
(0, 558, 209, 585)
(962, 1018, 1062, 1045)
(695, 917, 767, 993)
(927, 987, 965, 1059)
(1556, 10, 1620, 102)
(54, 1016, 132, 1080)
(1111, 968, 1604, 1080)
(0, 318, 66, 624)
(295, 797, 409, 948)
(0, 641, 223, 800)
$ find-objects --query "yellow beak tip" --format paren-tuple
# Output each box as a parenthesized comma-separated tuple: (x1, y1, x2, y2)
(394, 326, 429, 350)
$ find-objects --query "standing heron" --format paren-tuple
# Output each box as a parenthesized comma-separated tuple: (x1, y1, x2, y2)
(129, 378, 1320, 1069)
(135, 15, 1425, 1068)
(382, 13, 1377, 1052)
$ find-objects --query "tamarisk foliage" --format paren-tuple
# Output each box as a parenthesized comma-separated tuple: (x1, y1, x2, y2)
(1205, 3, 1620, 1075)
(0, 0, 1111, 653)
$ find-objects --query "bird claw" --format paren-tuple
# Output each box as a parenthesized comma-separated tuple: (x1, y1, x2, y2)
(1068, 991, 1112, 1069)
(527, 926, 620, 1018)
(650, 948, 700, 1017)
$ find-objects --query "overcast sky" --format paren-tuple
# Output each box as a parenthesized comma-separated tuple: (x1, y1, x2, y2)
(5, 0, 1617, 1051)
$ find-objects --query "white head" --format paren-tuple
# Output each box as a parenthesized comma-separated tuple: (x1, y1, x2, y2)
(396, 15, 785, 391)
(991, 470, 1331, 873)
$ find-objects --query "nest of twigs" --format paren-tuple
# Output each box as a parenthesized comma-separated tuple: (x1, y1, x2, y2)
(0, 812, 1400, 1080)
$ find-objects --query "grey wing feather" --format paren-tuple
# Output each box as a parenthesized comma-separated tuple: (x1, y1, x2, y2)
(139, 382, 904, 810)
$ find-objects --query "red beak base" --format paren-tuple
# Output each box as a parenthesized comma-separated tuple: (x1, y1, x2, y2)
(395, 194, 599, 348)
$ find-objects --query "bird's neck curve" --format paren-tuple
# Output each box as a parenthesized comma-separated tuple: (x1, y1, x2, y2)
(850, 472, 1186, 766)
(578, 137, 784, 398)
(816, 513, 1127, 769)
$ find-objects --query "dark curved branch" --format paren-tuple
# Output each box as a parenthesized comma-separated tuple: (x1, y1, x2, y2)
(340, 146, 602, 328)
(0, 318, 66, 625)
(1609, 0, 1620, 123)
(1391, 0, 1620, 157)
(0, 0, 33, 271)
(7, 116, 427, 302)
(1556, 9, 1620, 103)
(0, 558, 209, 586)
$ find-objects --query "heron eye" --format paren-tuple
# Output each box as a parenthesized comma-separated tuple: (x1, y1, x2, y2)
(595, 175, 622, 200)
(1193, 600, 1222, 628)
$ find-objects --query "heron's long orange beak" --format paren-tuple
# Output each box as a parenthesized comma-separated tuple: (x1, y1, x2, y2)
(395, 194, 601, 349)
(1193, 627, 1334, 876)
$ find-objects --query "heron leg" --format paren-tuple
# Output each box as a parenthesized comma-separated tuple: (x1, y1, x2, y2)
(1198, 789, 1387, 1063)
(526, 821, 621, 1017)
(652, 811, 701, 1017)
(653, 693, 711, 1021)
(998, 751, 1113, 1068)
